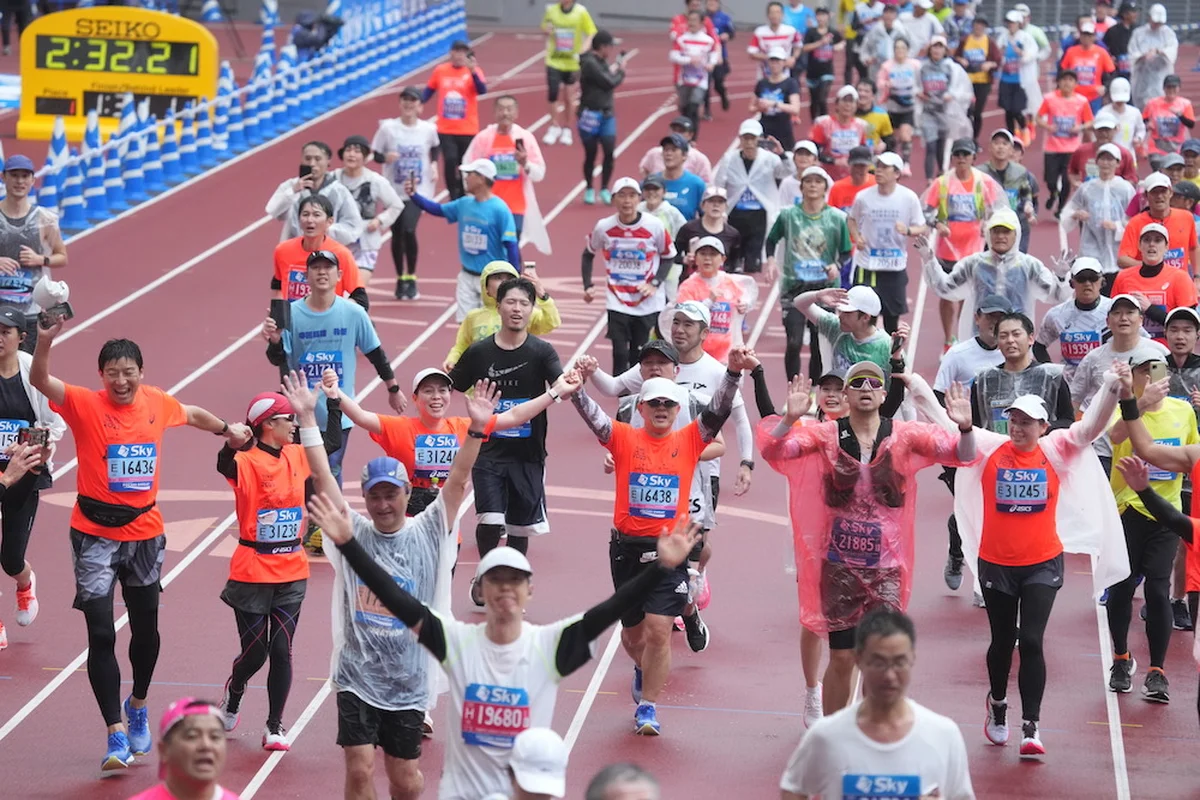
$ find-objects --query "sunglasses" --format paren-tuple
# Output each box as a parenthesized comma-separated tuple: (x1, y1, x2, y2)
(847, 376, 885, 391)
(308, 250, 339, 267)
(270, 413, 296, 423)
(645, 398, 680, 409)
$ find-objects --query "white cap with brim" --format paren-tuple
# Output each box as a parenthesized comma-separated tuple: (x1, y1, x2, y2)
(766, 46, 790, 60)
(475, 546, 533, 581)
(1014, 3, 1031, 14)
(612, 177, 641, 195)
(987, 209, 1021, 231)
(836, 85, 859, 101)
(510, 729, 568, 798)
(1109, 77, 1131, 102)
(411, 367, 452, 394)
(1142, 172, 1173, 192)
(459, 158, 498, 181)
(702, 186, 728, 201)
(794, 140, 819, 155)
(875, 151, 904, 170)
(845, 361, 886, 384)
(1093, 117, 1116, 130)
(1150, 3, 1167, 22)
(1130, 347, 1168, 367)
(1109, 293, 1143, 312)
(836, 285, 882, 317)
(1005, 9, 1024, 22)
(1097, 143, 1122, 162)
(800, 166, 834, 186)
(738, 119, 764, 137)
(1005, 395, 1049, 422)
(638, 377, 686, 405)
(693, 235, 726, 255)
(1079, 20, 1096, 33)
(1166, 307, 1200, 328)
(1070, 257, 1105, 277)
(1141, 222, 1170, 240)
(673, 300, 711, 327)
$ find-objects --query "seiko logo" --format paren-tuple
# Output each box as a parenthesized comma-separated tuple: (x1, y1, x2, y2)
(75, 19, 163, 39)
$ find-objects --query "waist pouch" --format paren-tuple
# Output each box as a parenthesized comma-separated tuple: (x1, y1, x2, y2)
(77, 494, 155, 528)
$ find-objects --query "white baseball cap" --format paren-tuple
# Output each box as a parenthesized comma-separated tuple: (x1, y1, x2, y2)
(738, 119, 764, 137)
(1166, 306, 1200, 328)
(836, 85, 859, 101)
(800, 165, 833, 186)
(1140, 222, 1170, 240)
(612, 176, 642, 195)
(459, 158, 498, 181)
(475, 546, 533, 581)
(1097, 143, 1122, 162)
(1150, 3, 1167, 22)
(837, 285, 882, 316)
(987, 208, 1021, 231)
(794, 140, 819, 155)
(693, 235, 726, 255)
(1014, 3, 1031, 14)
(638, 377, 686, 405)
(1093, 117, 1116, 130)
(1070, 256, 1105, 277)
(915, 0, 933, 8)
(673, 300, 711, 327)
(928, 34, 947, 46)
(766, 46, 790, 60)
(1079, 20, 1096, 33)
(1109, 77, 1131, 102)
(1142, 172, 1173, 192)
(1005, 9, 1024, 22)
(510, 729, 568, 798)
(875, 151, 904, 170)
(411, 367, 452, 394)
(1005, 395, 1049, 422)
(702, 186, 728, 201)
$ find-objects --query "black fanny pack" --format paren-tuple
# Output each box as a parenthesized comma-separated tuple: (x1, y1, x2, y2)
(77, 495, 156, 528)
(238, 537, 303, 555)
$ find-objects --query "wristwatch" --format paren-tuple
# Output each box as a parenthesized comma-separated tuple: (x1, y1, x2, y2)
(740, 459, 755, 471)
(387, 385, 401, 394)
(42, 256, 49, 267)
(548, 388, 562, 403)
(215, 421, 229, 436)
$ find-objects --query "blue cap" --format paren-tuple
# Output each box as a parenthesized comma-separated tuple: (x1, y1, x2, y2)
(3, 155, 34, 173)
(659, 133, 690, 153)
(362, 457, 410, 491)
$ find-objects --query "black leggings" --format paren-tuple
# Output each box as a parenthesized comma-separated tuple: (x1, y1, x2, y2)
(476, 523, 528, 557)
(844, 39, 867, 86)
(970, 83, 991, 140)
(226, 603, 302, 728)
(727, 208, 767, 274)
(1108, 509, 1176, 669)
(389, 201, 422, 277)
(0, 471, 40, 577)
(808, 79, 832, 122)
(81, 584, 161, 726)
(1044, 152, 1072, 212)
(582, 134, 616, 190)
(707, 62, 730, 113)
(983, 582, 1058, 722)
(438, 133, 475, 200)
(0, 0, 30, 49)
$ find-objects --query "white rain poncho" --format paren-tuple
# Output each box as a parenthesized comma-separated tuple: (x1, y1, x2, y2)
(1129, 23, 1179, 110)
(713, 145, 791, 261)
(1057, 175, 1136, 271)
(994, 27, 1042, 117)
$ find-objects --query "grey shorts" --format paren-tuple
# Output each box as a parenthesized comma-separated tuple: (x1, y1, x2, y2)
(220, 578, 308, 615)
(70, 528, 166, 608)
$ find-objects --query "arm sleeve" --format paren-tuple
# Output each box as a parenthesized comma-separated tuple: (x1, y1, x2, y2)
(698, 370, 741, 443)
(266, 339, 287, 367)
(880, 367, 907, 418)
(409, 193, 446, 217)
(505, 239, 521, 268)
(471, 69, 487, 95)
(349, 287, 370, 311)
(970, 381, 982, 428)
(1136, 487, 1196, 542)
(364, 345, 395, 382)
(323, 399, 344, 454)
(751, 365, 776, 419)
(216, 446, 238, 482)
(568, 387, 614, 443)
(581, 249, 596, 289)
(554, 565, 664, 676)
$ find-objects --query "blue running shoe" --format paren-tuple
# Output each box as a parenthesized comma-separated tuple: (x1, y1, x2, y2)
(634, 702, 661, 736)
(584, 188, 596, 205)
(1099, 588, 1109, 606)
(124, 696, 152, 756)
(600, 189, 612, 205)
(631, 666, 643, 704)
(102, 731, 133, 771)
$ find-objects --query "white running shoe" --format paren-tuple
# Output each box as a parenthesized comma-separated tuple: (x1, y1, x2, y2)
(543, 125, 562, 146)
(1019, 721, 1045, 758)
(15, 572, 38, 627)
(803, 685, 823, 728)
(217, 688, 240, 732)
(560, 127, 573, 146)
(984, 694, 1009, 745)
(422, 711, 434, 738)
(262, 723, 290, 751)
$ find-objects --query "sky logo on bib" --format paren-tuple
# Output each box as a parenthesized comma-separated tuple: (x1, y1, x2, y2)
(843, 774, 921, 799)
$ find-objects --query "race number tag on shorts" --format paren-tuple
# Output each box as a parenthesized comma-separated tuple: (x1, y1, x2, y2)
(578, 109, 603, 136)
(492, 398, 531, 438)
(995, 468, 1049, 513)
(989, 403, 1009, 435)
(442, 91, 466, 120)
(710, 301, 732, 334)
(0, 419, 30, 461)
(1059, 330, 1101, 365)
(355, 573, 414, 630)
(287, 268, 310, 301)
(461, 224, 488, 254)
(414, 433, 459, 483)
(842, 774, 922, 799)
(255, 506, 303, 549)
(106, 443, 157, 492)
(628, 472, 680, 519)
(461, 683, 531, 748)
(300, 351, 344, 386)
(828, 516, 882, 567)
(1149, 438, 1181, 482)
(554, 27, 575, 53)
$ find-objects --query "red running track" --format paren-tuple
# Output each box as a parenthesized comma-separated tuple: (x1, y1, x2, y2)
(0, 28, 1196, 800)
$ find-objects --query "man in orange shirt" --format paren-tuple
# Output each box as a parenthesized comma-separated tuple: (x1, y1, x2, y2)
(1037, 69, 1094, 219)
(29, 318, 252, 772)
(423, 40, 488, 199)
(1059, 20, 1116, 113)
(827, 145, 876, 213)
(569, 346, 752, 735)
(1118, 172, 1200, 276)
(1113, 222, 1200, 341)
(271, 194, 366, 309)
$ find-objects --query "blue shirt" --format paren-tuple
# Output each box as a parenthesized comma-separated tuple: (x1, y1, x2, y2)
(654, 171, 708, 220)
(709, 9, 735, 61)
(1000, 42, 1023, 84)
(283, 297, 380, 430)
(441, 195, 518, 275)
(783, 4, 815, 33)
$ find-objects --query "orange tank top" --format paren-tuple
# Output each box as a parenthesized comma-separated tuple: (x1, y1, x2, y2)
(228, 443, 312, 584)
(979, 441, 1063, 566)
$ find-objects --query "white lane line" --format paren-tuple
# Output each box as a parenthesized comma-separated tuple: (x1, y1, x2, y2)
(1094, 559, 1131, 799)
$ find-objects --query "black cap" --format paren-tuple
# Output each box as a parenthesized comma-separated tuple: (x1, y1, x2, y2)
(307, 249, 340, 269)
(951, 138, 976, 155)
(1057, 68, 1078, 81)
(641, 175, 666, 191)
(592, 29, 615, 48)
(0, 306, 26, 330)
(669, 116, 695, 133)
(848, 145, 873, 165)
(816, 368, 846, 386)
(1117, 2, 1136, 14)
(1165, 74, 1182, 87)
(976, 294, 1014, 314)
(450, 39, 471, 51)
(338, 135, 371, 159)
(399, 85, 422, 101)
(660, 133, 690, 153)
(638, 340, 680, 365)
(1174, 181, 1200, 202)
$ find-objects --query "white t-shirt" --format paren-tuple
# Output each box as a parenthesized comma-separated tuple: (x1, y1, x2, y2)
(780, 699, 975, 800)
(1070, 336, 1168, 457)
(587, 212, 674, 316)
(850, 185, 924, 273)
(371, 117, 440, 198)
(933, 337, 1004, 393)
(1095, 103, 1146, 152)
(1035, 297, 1114, 385)
(436, 614, 582, 800)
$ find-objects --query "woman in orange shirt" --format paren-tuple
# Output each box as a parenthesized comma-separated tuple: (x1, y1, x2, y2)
(214, 388, 342, 752)
(272, 195, 365, 309)
(423, 40, 488, 199)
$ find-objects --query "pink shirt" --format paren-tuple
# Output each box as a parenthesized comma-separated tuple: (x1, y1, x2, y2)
(1038, 92, 1093, 154)
(639, 147, 714, 183)
(128, 785, 240, 800)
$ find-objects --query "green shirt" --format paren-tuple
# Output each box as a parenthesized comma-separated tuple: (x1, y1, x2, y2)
(813, 307, 894, 375)
(767, 204, 852, 293)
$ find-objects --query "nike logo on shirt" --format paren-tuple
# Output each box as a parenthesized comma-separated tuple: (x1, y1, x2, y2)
(487, 362, 529, 378)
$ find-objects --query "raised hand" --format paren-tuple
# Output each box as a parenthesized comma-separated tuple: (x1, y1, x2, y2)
(945, 381, 973, 430)
(226, 423, 253, 448)
(655, 516, 701, 569)
(261, 316, 281, 343)
(307, 492, 352, 546)
(574, 354, 600, 382)
(319, 367, 340, 398)
(465, 379, 500, 427)
(280, 370, 318, 415)
(1115, 456, 1151, 492)
(1111, 360, 1133, 397)
(1140, 377, 1171, 408)
(552, 369, 584, 398)
(913, 234, 933, 260)
(783, 374, 813, 423)
(727, 346, 756, 373)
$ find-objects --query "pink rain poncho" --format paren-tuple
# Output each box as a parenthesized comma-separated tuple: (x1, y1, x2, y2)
(759, 383, 978, 634)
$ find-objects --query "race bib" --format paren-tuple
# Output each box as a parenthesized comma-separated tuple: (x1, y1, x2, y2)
(578, 109, 604, 136)
(947, 193, 978, 222)
(735, 187, 763, 211)
(255, 506, 303, 549)
(1165, 247, 1186, 270)
(1149, 438, 1181, 482)
(989, 402, 1009, 435)
(1116, 53, 1130, 72)
(491, 152, 521, 181)
(710, 301, 733, 334)
(793, 258, 827, 283)
(682, 64, 707, 85)
(995, 467, 1049, 513)
(1075, 64, 1097, 86)
(286, 268, 310, 301)
(842, 774, 922, 799)
(1059, 330, 1101, 365)
(442, 91, 466, 120)
(1052, 115, 1075, 137)
(461, 224, 488, 254)
(1005, 186, 1020, 209)
(827, 516, 882, 568)
(392, 145, 424, 185)
(106, 443, 157, 492)
(628, 472, 680, 519)
(300, 351, 344, 386)
(554, 27, 575, 53)
(607, 241, 649, 282)
(964, 47, 985, 70)
(461, 683, 530, 748)
(1156, 115, 1180, 139)
(922, 73, 948, 96)
(414, 433, 459, 483)
(0, 270, 34, 306)
(830, 126, 860, 156)
(492, 398, 531, 438)
(355, 572, 414, 630)
(1002, 56, 1020, 74)
(0, 419, 29, 461)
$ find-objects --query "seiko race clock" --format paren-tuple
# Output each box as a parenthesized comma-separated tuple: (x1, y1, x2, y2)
(18, 6, 219, 141)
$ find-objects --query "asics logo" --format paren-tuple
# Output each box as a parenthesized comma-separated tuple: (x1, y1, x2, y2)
(487, 362, 528, 378)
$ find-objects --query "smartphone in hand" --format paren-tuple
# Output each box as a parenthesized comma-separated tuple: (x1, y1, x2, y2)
(17, 427, 49, 447)
(38, 301, 74, 330)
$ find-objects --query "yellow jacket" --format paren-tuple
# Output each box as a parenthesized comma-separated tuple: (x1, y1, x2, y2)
(445, 262, 562, 365)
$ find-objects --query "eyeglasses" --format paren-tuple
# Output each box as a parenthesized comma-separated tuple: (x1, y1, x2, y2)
(645, 398, 679, 409)
(862, 656, 914, 673)
(847, 376, 885, 391)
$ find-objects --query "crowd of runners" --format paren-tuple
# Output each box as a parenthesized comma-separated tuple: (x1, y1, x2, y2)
(4, 0, 1200, 798)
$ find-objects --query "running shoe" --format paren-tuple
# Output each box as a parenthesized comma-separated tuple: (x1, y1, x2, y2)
(584, 188, 595, 205)
(1172, 599, 1193, 631)
(543, 125, 562, 146)
(984, 694, 1009, 745)
(599, 188, 612, 205)
(672, 616, 684, 631)
(803, 685, 823, 729)
(1109, 654, 1136, 693)
(631, 666, 643, 704)
(972, 591, 986, 608)
(560, 128, 573, 147)
(0, 620, 7, 651)
(633, 703, 660, 736)
(394, 279, 406, 300)
(422, 711, 434, 738)
(943, 556, 964, 591)
(1143, 669, 1170, 704)
(694, 570, 711, 610)
(15, 571, 37, 627)
(304, 524, 323, 555)
(124, 696, 152, 756)
(1099, 587, 1109, 605)
(1018, 721, 1045, 758)
(407, 278, 420, 301)
(1140, 604, 1147, 621)
(217, 686, 241, 732)
(101, 731, 134, 772)
(469, 577, 484, 609)
(262, 722, 290, 751)
(682, 610, 710, 652)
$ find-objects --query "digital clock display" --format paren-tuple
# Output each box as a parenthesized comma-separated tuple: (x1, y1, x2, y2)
(35, 35, 198, 76)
